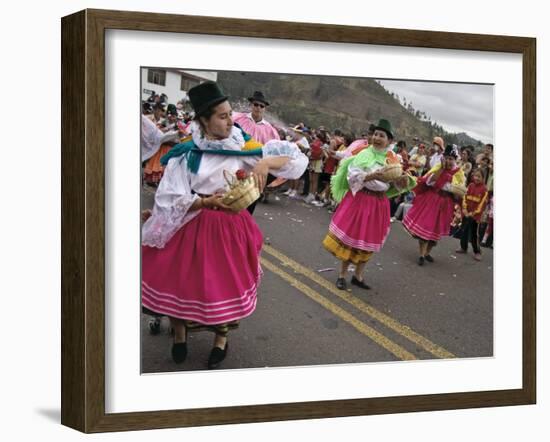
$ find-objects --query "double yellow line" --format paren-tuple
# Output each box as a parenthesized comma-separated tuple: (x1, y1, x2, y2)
(261, 244, 456, 361)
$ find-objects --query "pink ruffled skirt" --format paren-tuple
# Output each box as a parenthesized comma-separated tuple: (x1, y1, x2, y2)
(328, 191, 390, 252)
(142, 208, 263, 325)
(403, 190, 455, 241)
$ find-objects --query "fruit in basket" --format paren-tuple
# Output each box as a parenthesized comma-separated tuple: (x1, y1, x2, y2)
(378, 151, 403, 181)
(235, 169, 248, 180)
(221, 169, 260, 212)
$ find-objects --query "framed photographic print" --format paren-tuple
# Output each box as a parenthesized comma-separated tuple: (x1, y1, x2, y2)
(61, 9, 536, 433)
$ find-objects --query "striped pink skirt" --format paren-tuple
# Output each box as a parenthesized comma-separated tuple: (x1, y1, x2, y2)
(403, 189, 455, 241)
(328, 191, 391, 252)
(142, 208, 263, 325)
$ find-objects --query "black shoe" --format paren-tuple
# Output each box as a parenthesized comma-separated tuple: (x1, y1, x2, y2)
(424, 255, 434, 263)
(336, 277, 347, 290)
(208, 343, 228, 369)
(171, 342, 187, 364)
(418, 256, 425, 266)
(351, 275, 371, 290)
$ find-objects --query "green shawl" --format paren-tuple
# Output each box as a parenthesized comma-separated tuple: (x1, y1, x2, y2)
(330, 147, 416, 202)
(160, 123, 262, 173)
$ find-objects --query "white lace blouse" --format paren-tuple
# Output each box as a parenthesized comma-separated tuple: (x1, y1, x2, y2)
(142, 124, 308, 248)
(141, 115, 180, 161)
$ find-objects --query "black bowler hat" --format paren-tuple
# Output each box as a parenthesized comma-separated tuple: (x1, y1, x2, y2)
(443, 144, 459, 158)
(166, 103, 177, 116)
(188, 81, 229, 117)
(374, 118, 394, 139)
(248, 91, 270, 106)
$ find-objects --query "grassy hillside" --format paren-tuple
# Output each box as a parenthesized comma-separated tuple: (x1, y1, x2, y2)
(217, 71, 482, 147)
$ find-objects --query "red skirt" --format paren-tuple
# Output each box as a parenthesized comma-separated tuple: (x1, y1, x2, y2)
(327, 191, 390, 252)
(403, 189, 455, 241)
(142, 208, 263, 325)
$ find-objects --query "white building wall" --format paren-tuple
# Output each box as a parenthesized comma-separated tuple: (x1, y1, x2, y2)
(181, 70, 217, 82)
(141, 69, 217, 104)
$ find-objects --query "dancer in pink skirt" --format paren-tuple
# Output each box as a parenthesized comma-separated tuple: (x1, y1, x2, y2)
(403, 144, 466, 265)
(141, 82, 307, 368)
(322, 119, 415, 290)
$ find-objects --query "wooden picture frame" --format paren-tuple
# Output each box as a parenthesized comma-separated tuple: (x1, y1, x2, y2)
(61, 8, 536, 433)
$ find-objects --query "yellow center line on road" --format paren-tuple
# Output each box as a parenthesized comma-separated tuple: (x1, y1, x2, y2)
(261, 257, 417, 361)
(263, 244, 456, 360)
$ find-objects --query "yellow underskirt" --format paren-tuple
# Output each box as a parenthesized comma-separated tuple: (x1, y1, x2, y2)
(322, 232, 374, 264)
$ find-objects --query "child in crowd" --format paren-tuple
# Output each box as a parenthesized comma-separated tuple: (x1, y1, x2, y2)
(456, 169, 489, 260)
(450, 204, 463, 237)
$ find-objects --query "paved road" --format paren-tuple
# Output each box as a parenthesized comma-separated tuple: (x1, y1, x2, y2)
(141, 187, 493, 373)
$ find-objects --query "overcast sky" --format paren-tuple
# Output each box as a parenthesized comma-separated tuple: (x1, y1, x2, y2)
(377, 79, 494, 144)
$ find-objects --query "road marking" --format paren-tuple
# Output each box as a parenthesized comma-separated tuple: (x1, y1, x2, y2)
(263, 244, 456, 359)
(261, 257, 417, 361)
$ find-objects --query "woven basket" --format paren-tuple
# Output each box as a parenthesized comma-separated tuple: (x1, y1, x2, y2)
(221, 170, 260, 212)
(448, 184, 467, 199)
(378, 162, 403, 182)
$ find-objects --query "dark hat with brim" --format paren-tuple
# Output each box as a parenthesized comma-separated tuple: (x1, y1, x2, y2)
(188, 81, 229, 117)
(443, 144, 459, 158)
(373, 118, 394, 139)
(166, 103, 177, 116)
(248, 91, 270, 106)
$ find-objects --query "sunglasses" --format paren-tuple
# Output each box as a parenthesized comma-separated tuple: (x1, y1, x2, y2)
(252, 102, 265, 108)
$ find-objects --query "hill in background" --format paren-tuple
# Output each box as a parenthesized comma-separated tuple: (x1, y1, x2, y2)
(217, 71, 482, 148)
